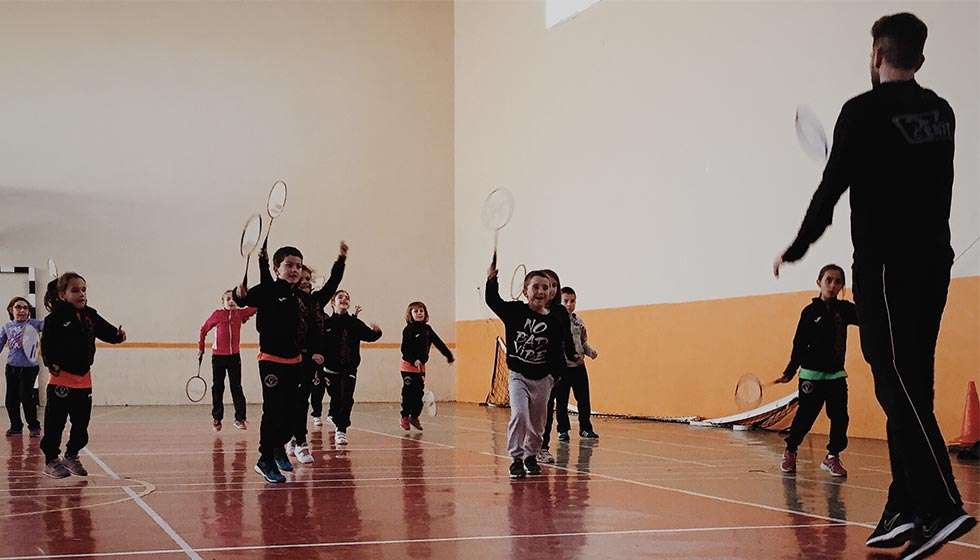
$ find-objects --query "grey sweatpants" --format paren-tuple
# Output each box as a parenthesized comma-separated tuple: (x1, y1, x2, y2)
(507, 371, 554, 460)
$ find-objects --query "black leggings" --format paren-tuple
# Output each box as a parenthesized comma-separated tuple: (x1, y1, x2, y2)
(5, 365, 39, 431)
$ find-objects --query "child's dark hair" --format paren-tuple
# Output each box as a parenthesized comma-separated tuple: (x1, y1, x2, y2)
(523, 270, 552, 290)
(57, 272, 86, 295)
(44, 280, 59, 312)
(6, 297, 32, 320)
(330, 290, 350, 307)
(818, 264, 846, 285)
(406, 301, 429, 323)
(560, 286, 576, 296)
(273, 246, 303, 267)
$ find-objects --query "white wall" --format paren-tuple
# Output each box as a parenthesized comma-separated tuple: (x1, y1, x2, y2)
(0, 1, 456, 404)
(455, 0, 979, 320)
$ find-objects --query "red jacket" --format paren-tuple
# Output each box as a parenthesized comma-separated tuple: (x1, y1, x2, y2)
(199, 308, 257, 355)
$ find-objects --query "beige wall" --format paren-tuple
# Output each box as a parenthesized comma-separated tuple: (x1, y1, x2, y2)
(0, 1, 456, 405)
(454, 1, 979, 437)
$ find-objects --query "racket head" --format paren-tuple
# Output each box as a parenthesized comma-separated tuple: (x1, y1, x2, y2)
(240, 214, 263, 258)
(47, 258, 58, 281)
(734, 373, 764, 410)
(267, 180, 288, 219)
(510, 264, 527, 301)
(795, 105, 828, 162)
(481, 187, 515, 231)
(21, 323, 40, 364)
(185, 375, 207, 403)
(422, 389, 437, 417)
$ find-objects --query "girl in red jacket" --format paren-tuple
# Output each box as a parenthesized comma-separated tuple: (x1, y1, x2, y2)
(199, 290, 256, 431)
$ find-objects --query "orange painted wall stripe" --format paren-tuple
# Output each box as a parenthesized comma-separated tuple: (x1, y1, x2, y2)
(456, 276, 979, 441)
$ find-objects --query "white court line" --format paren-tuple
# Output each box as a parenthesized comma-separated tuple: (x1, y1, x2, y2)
(0, 522, 849, 560)
(83, 450, 203, 560)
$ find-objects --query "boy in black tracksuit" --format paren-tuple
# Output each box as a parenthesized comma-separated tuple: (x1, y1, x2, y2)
(234, 245, 317, 483)
(776, 13, 975, 555)
(399, 301, 454, 431)
(40, 273, 126, 479)
(775, 264, 858, 477)
(320, 290, 381, 444)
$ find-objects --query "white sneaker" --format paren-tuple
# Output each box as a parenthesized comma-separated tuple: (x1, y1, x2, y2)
(335, 431, 348, 445)
(312, 416, 323, 427)
(295, 444, 314, 464)
(536, 449, 555, 464)
(285, 439, 296, 457)
(325, 417, 337, 432)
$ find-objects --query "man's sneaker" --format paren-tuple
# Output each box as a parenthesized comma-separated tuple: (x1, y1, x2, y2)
(335, 431, 349, 445)
(780, 449, 797, 473)
(866, 510, 916, 548)
(820, 454, 847, 477)
(28, 426, 41, 438)
(295, 444, 314, 464)
(409, 416, 423, 430)
(580, 430, 599, 439)
(233, 420, 248, 430)
(312, 416, 323, 428)
(274, 450, 293, 472)
(900, 510, 977, 560)
(211, 418, 221, 432)
(509, 458, 526, 479)
(254, 458, 286, 483)
(536, 449, 555, 464)
(43, 459, 71, 479)
(557, 432, 569, 442)
(523, 455, 542, 475)
(400, 416, 410, 431)
(285, 439, 296, 457)
(62, 455, 88, 476)
(6, 428, 22, 437)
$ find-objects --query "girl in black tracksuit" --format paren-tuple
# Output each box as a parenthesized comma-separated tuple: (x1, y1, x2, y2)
(399, 301, 454, 430)
(320, 290, 381, 443)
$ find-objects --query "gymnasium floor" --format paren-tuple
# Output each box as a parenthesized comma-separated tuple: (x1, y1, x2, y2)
(2, 403, 977, 559)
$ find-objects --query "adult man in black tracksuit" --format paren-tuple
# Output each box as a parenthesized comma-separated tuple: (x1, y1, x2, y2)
(774, 13, 975, 559)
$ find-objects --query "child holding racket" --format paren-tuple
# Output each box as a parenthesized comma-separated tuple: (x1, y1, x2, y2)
(399, 301, 454, 431)
(486, 263, 565, 479)
(2, 297, 45, 437)
(198, 290, 256, 432)
(40, 273, 126, 479)
(320, 290, 381, 445)
(774, 264, 857, 477)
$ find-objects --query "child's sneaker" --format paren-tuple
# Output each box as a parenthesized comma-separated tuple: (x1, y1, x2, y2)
(779, 449, 797, 473)
(536, 449, 555, 464)
(43, 458, 71, 479)
(325, 416, 337, 432)
(28, 426, 41, 438)
(6, 428, 22, 437)
(274, 449, 293, 472)
(820, 454, 847, 477)
(254, 458, 286, 483)
(211, 418, 221, 432)
(509, 457, 526, 479)
(409, 416, 423, 430)
(295, 444, 314, 464)
(523, 456, 541, 475)
(335, 431, 349, 445)
(233, 420, 248, 430)
(62, 454, 88, 476)
(312, 416, 323, 428)
(580, 430, 599, 439)
(400, 416, 410, 431)
(557, 431, 569, 442)
(285, 439, 296, 457)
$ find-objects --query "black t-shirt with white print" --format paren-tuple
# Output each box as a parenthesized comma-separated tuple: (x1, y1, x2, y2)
(485, 276, 564, 380)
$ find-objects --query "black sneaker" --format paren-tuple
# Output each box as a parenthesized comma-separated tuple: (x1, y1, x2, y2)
(43, 459, 71, 479)
(900, 510, 977, 560)
(28, 426, 41, 438)
(62, 455, 88, 476)
(254, 458, 286, 483)
(274, 449, 293, 472)
(5, 428, 22, 437)
(557, 431, 569, 442)
(866, 510, 916, 548)
(580, 430, 599, 439)
(523, 456, 541, 475)
(509, 458, 526, 479)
